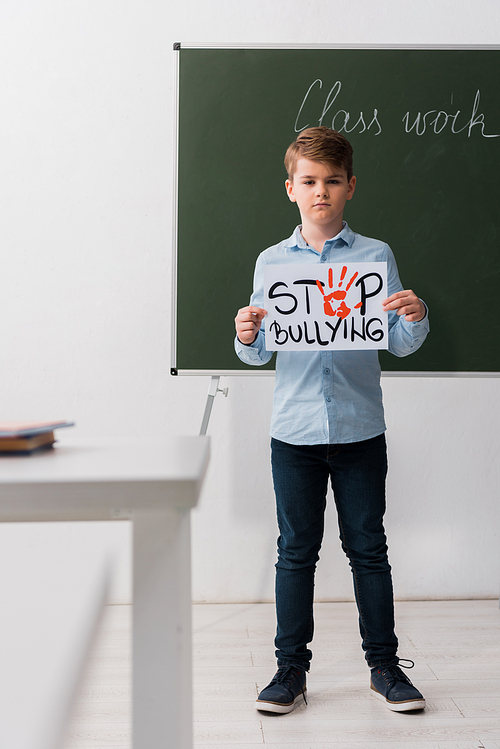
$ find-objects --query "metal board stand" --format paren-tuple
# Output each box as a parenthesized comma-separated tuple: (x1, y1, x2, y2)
(199, 376, 229, 435)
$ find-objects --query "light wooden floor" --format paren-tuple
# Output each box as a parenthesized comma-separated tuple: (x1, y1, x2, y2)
(63, 599, 500, 748)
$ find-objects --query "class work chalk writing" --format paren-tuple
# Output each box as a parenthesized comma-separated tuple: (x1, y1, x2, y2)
(294, 80, 500, 139)
(294, 79, 382, 136)
(264, 263, 388, 352)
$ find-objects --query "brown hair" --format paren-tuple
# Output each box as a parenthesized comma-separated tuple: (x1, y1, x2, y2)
(284, 126, 354, 181)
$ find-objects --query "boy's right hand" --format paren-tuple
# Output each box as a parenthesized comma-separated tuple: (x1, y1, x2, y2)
(235, 306, 267, 345)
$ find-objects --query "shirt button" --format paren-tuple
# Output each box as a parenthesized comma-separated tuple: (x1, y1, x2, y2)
(320, 256, 327, 262)
(324, 368, 330, 374)
(325, 396, 332, 402)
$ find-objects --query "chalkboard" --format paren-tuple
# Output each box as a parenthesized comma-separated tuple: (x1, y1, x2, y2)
(173, 46, 500, 375)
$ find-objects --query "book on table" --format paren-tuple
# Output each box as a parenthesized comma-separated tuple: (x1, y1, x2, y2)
(0, 421, 75, 455)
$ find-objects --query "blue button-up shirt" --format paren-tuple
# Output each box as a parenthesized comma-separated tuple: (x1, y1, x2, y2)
(235, 223, 430, 445)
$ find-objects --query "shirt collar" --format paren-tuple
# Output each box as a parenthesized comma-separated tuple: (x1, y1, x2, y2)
(284, 222, 355, 251)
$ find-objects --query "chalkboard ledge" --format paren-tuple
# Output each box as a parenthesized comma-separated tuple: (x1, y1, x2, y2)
(172, 369, 500, 377)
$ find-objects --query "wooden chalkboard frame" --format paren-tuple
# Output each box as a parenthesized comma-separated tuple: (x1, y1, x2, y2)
(171, 44, 500, 377)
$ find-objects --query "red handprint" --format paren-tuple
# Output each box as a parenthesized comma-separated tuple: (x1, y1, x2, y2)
(316, 266, 362, 319)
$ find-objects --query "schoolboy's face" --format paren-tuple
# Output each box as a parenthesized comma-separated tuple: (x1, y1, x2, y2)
(285, 158, 356, 237)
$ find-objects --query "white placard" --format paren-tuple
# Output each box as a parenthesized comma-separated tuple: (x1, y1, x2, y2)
(264, 262, 388, 351)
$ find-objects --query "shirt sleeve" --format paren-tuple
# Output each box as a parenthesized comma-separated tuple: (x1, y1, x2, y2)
(234, 252, 274, 366)
(385, 244, 430, 358)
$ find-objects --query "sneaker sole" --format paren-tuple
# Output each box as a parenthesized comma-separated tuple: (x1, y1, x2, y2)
(255, 690, 306, 714)
(371, 685, 425, 711)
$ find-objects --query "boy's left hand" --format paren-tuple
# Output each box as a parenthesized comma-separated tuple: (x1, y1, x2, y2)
(382, 290, 426, 322)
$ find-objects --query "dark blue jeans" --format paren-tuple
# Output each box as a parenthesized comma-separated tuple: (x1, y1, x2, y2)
(271, 434, 398, 671)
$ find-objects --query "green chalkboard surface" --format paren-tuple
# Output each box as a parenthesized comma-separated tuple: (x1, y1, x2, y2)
(173, 47, 500, 374)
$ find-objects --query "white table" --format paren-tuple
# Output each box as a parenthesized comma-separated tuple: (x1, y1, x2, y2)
(0, 436, 210, 749)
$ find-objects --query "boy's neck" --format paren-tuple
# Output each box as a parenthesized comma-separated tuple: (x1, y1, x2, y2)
(300, 218, 344, 254)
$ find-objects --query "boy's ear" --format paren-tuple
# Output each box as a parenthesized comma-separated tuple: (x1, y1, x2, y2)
(285, 178, 296, 203)
(347, 175, 356, 200)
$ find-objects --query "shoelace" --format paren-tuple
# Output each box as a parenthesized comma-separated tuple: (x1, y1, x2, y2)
(375, 659, 416, 687)
(274, 667, 308, 704)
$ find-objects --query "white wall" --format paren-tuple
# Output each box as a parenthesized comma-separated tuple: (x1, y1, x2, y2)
(0, 0, 498, 603)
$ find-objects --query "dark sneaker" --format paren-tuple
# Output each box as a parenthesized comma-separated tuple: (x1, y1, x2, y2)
(370, 660, 425, 711)
(255, 666, 307, 713)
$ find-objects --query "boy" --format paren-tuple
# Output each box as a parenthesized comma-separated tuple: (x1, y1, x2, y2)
(234, 127, 429, 714)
